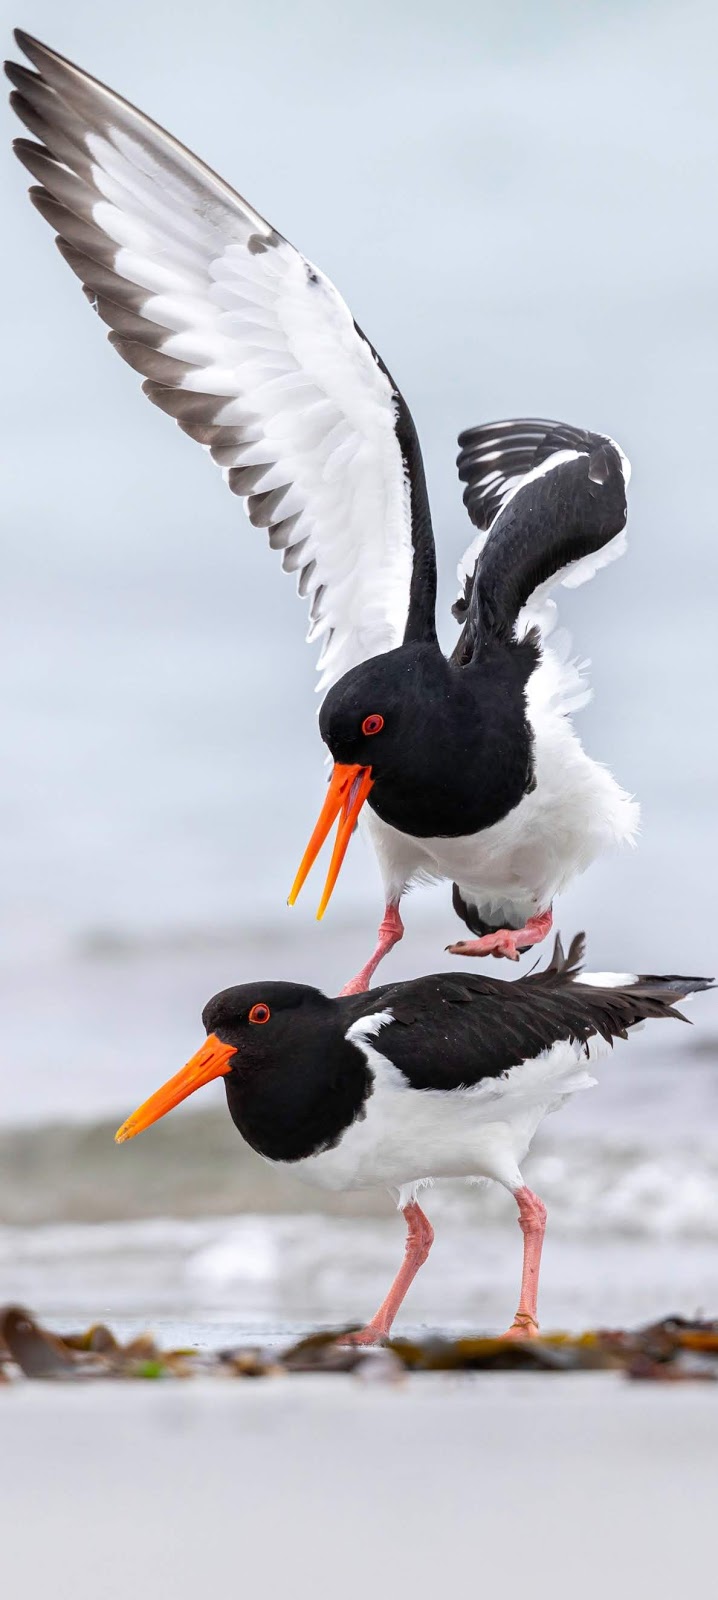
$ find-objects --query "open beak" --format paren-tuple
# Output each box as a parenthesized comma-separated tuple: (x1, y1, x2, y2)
(288, 762, 374, 919)
(114, 1034, 237, 1145)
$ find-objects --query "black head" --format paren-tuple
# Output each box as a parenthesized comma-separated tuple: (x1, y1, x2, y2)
(318, 643, 438, 780)
(207, 981, 372, 1161)
(289, 635, 538, 917)
(116, 980, 373, 1165)
(202, 979, 330, 1047)
(318, 635, 537, 837)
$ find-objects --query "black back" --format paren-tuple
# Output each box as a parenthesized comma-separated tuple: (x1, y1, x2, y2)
(342, 934, 711, 1092)
(204, 940, 713, 1165)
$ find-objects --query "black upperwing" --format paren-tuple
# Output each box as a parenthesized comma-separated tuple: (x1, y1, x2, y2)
(351, 934, 713, 1092)
(451, 419, 629, 661)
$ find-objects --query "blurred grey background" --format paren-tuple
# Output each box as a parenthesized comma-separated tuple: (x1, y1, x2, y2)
(1, 0, 717, 1330)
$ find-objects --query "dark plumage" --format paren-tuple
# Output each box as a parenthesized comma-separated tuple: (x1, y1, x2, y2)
(453, 420, 628, 656)
(116, 937, 713, 1341)
(206, 934, 710, 1133)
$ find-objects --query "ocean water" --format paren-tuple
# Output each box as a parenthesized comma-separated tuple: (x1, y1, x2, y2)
(1, 0, 717, 1333)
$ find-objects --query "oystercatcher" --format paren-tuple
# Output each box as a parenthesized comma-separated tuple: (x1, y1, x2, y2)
(115, 936, 711, 1341)
(8, 34, 638, 991)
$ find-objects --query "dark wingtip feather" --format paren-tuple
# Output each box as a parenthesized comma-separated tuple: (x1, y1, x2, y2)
(14, 30, 49, 63)
(12, 134, 46, 161)
(4, 59, 38, 90)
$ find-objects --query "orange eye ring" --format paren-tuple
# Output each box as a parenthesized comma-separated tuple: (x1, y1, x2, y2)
(249, 1003, 271, 1025)
(362, 714, 384, 736)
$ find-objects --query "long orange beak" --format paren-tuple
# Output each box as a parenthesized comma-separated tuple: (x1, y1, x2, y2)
(114, 1034, 237, 1144)
(288, 762, 374, 919)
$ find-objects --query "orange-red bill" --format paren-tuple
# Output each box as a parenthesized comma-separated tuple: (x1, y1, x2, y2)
(114, 1033, 237, 1145)
(287, 762, 374, 920)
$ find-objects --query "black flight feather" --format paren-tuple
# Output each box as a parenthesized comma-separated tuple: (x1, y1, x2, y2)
(452, 418, 628, 657)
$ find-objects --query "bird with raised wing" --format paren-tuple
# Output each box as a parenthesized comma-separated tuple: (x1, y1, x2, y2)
(8, 33, 638, 992)
(115, 935, 712, 1341)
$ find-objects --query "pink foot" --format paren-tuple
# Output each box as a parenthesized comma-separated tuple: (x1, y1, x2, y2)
(339, 1202, 434, 1343)
(447, 907, 553, 962)
(340, 903, 404, 996)
(500, 1185, 547, 1339)
(502, 1313, 541, 1341)
(341, 1325, 389, 1348)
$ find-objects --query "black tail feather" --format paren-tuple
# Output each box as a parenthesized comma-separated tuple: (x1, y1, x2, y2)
(521, 933, 713, 1053)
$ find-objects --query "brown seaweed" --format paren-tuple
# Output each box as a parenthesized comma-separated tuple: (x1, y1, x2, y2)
(1, 1304, 716, 1384)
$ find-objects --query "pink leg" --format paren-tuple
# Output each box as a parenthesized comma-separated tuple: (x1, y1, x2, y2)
(343, 1202, 435, 1345)
(340, 902, 404, 996)
(502, 1185, 548, 1339)
(447, 907, 553, 962)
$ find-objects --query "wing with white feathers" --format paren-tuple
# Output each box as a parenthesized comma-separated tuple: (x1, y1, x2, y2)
(452, 418, 630, 662)
(7, 31, 435, 698)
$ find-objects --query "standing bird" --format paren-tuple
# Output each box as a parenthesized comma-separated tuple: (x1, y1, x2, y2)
(115, 936, 712, 1341)
(7, 33, 638, 992)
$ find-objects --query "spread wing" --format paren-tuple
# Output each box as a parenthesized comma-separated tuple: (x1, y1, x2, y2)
(452, 417, 630, 659)
(7, 31, 435, 697)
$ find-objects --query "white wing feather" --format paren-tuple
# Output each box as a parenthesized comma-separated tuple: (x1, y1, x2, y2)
(9, 33, 416, 697)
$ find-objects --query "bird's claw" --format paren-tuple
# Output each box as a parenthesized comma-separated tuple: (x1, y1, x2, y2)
(446, 909, 553, 962)
(446, 934, 523, 961)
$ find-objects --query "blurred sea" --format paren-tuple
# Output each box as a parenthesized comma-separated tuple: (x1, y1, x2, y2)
(1, 0, 717, 1331)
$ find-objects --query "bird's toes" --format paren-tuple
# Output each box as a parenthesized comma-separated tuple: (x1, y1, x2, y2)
(339, 1327, 387, 1348)
(501, 1319, 540, 1341)
(491, 939, 521, 961)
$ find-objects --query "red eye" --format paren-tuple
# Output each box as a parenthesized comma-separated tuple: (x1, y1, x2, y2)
(249, 1003, 271, 1025)
(362, 714, 384, 736)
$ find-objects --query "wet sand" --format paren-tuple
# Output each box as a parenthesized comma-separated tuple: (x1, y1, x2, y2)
(2, 1374, 715, 1599)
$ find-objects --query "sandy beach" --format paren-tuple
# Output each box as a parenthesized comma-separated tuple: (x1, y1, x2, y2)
(3, 1374, 716, 1599)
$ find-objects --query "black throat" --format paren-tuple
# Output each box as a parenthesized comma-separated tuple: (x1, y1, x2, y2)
(222, 1020, 373, 1164)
